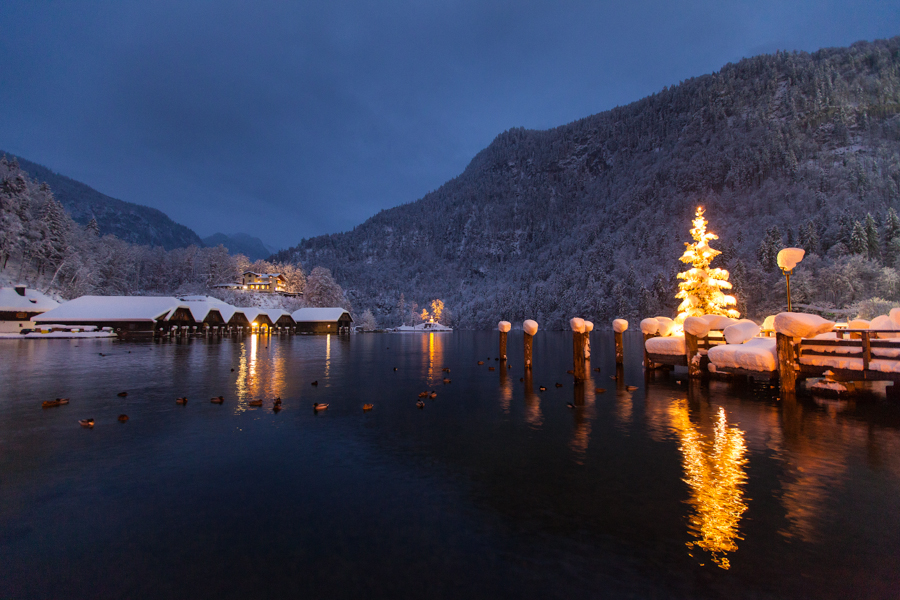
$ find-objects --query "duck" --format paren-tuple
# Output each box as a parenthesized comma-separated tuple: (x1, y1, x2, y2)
(118, 414, 129, 422)
(555, 383, 563, 388)
(488, 367, 495, 371)
(593, 367, 602, 372)
(313, 403, 328, 411)
(429, 392, 437, 399)
(211, 396, 224, 404)
(272, 405, 282, 413)
(117, 391, 128, 397)
(443, 378, 451, 384)
(416, 400, 425, 408)
(442, 368, 450, 372)
(625, 385, 639, 392)
(273, 397, 282, 406)
(311, 380, 319, 386)
(519, 378, 524, 382)
(418, 391, 428, 398)
(595, 388, 606, 394)
(247, 399, 263, 407)
(539, 386, 547, 392)
(566, 403, 575, 409)
(57, 398, 69, 405)
(42, 400, 61, 408)
(393, 367, 398, 371)
(79, 418, 94, 428)
(566, 370, 574, 375)
(176, 397, 188, 405)
(363, 404, 374, 411)
(609, 375, 617, 380)
(231, 368, 235, 372)
(477, 361, 484, 365)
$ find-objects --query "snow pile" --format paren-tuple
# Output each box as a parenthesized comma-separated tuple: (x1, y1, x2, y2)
(707, 337, 777, 372)
(776, 248, 805, 270)
(891, 307, 900, 325)
(498, 321, 511, 333)
(640, 318, 659, 335)
(701, 314, 738, 330)
(683, 316, 710, 338)
(523, 320, 539, 336)
(799, 354, 863, 370)
(761, 315, 776, 331)
(848, 319, 870, 329)
(872, 342, 900, 358)
(584, 320, 594, 333)
(612, 319, 628, 333)
(870, 315, 900, 338)
(645, 335, 686, 356)
(570, 318, 585, 333)
(773, 312, 834, 338)
(655, 316, 676, 337)
(723, 320, 760, 345)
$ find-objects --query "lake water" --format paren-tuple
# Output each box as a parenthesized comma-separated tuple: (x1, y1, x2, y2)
(2, 331, 900, 599)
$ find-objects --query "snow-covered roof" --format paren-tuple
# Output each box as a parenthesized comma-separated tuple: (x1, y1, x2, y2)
(0, 287, 60, 313)
(178, 295, 230, 305)
(243, 271, 283, 278)
(236, 307, 267, 323)
(291, 307, 352, 323)
(261, 308, 292, 322)
(33, 296, 188, 323)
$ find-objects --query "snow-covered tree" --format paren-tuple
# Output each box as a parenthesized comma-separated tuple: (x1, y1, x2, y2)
(360, 309, 377, 331)
(675, 207, 740, 323)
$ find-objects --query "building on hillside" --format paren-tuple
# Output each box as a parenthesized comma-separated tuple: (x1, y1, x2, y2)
(32, 296, 194, 336)
(0, 286, 60, 332)
(291, 307, 353, 334)
(242, 272, 286, 293)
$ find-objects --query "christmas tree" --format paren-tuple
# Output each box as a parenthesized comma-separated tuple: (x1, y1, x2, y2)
(675, 207, 740, 323)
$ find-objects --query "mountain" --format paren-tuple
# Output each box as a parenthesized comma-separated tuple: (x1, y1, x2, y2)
(203, 233, 275, 261)
(1, 153, 204, 250)
(274, 37, 900, 329)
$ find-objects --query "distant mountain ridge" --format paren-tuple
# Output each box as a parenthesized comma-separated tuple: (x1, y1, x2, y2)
(274, 37, 900, 328)
(202, 233, 276, 261)
(2, 152, 204, 250)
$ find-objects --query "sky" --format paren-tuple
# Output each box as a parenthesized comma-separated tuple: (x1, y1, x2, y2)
(0, 1, 897, 250)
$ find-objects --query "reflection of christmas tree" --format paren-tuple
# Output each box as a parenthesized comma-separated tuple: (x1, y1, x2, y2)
(675, 207, 740, 323)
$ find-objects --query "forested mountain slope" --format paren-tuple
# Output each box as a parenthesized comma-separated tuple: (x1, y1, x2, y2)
(275, 37, 900, 329)
(2, 153, 203, 250)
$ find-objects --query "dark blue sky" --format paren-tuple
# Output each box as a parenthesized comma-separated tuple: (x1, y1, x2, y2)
(1, 1, 897, 249)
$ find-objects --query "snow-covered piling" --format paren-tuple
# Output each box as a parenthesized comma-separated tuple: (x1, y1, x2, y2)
(612, 319, 628, 365)
(523, 320, 538, 368)
(571, 318, 587, 380)
(498, 321, 511, 361)
(583, 321, 594, 360)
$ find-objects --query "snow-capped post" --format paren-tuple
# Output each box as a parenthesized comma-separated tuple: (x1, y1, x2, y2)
(612, 319, 628, 365)
(683, 316, 709, 378)
(523, 320, 539, 369)
(776, 332, 797, 395)
(571, 318, 587, 380)
(498, 321, 511, 361)
(776, 248, 805, 312)
(583, 321, 594, 360)
(640, 318, 660, 370)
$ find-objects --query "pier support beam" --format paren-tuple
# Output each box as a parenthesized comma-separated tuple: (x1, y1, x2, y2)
(685, 332, 702, 378)
(498, 321, 511, 361)
(612, 319, 628, 365)
(523, 320, 538, 369)
(776, 332, 797, 396)
(571, 318, 587, 381)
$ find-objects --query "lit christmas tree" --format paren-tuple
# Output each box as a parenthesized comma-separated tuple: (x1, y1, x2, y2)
(675, 207, 740, 323)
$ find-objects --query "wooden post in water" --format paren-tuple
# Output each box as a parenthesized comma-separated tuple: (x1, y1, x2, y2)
(685, 331, 702, 378)
(776, 332, 797, 395)
(613, 319, 628, 365)
(571, 318, 587, 381)
(498, 321, 511, 361)
(583, 321, 593, 359)
(523, 319, 538, 369)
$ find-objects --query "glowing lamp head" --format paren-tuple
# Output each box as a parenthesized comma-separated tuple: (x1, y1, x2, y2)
(777, 248, 805, 271)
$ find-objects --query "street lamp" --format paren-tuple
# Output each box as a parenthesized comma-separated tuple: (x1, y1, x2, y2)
(776, 248, 805, 312)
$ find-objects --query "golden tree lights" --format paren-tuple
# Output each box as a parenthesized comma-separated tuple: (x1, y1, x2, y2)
(675, 207, 740, 323)
(669, 401, 749, 569)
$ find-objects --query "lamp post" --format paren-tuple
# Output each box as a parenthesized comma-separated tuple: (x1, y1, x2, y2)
(776, 248, 805, 312)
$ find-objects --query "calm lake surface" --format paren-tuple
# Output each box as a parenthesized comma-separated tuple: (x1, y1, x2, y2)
(2, 330, 900, 599)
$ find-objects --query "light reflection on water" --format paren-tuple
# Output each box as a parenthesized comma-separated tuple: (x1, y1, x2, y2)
(2, 330, 900, 599)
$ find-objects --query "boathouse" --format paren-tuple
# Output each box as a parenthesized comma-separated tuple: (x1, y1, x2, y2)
(291, 307, 353, 333)
(32, 296, 194, 335)
(0, 286, 59, 333)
